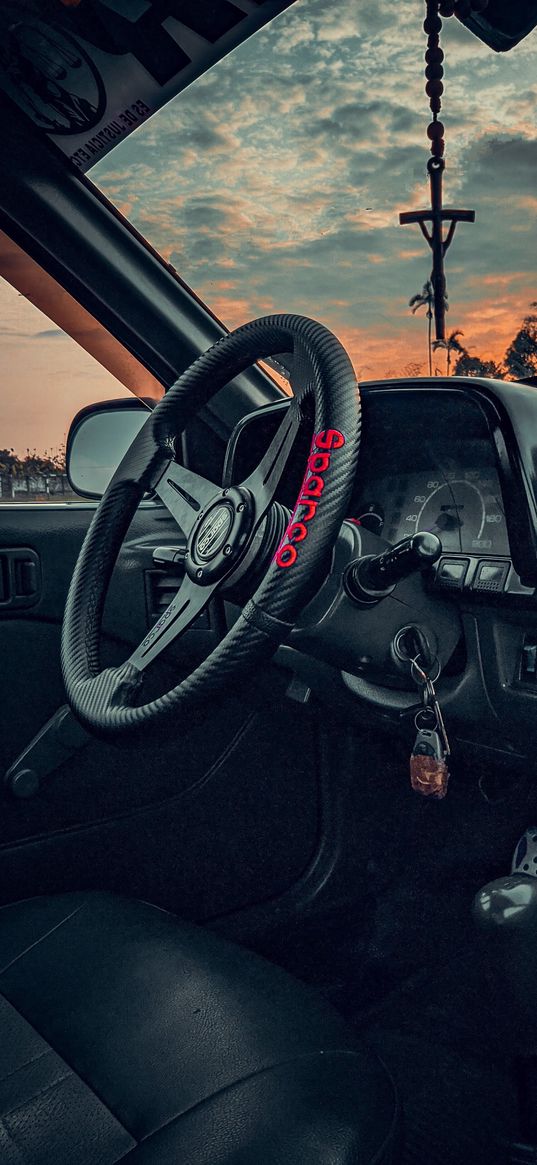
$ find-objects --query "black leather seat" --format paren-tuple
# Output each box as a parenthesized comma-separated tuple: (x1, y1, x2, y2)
(0, 893, 399, 1163)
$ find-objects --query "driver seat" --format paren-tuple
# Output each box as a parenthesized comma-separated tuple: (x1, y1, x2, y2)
(0, 892, 399, 1163)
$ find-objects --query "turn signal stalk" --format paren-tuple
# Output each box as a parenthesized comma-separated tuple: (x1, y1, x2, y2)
(345, 531, 442, 606)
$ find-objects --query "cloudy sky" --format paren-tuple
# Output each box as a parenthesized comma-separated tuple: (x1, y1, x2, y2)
(92, 0, 537, 380)
(2, 0, 537, 455)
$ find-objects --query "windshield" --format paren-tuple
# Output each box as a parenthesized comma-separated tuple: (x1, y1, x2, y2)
(91, 0, 537, 381)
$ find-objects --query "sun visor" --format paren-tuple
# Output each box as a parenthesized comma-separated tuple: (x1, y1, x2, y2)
(0, 0, 298, 172)
(458, 0, 537, 51)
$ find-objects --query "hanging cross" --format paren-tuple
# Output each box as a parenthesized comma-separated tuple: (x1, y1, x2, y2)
(399, 0, 475, 343)
(400, 158, 474, 341)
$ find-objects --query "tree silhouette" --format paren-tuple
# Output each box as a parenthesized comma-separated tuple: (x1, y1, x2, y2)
(0, 446, 70, 498)
(409, 281, 434, 375)
(452, 351, 502, 378)
(404, 301, 537, 381)
(432, 329, 466, 376)
(504, 303, 537, 380)
(0, 449, 20, 475)
(403, 361, 424, 378)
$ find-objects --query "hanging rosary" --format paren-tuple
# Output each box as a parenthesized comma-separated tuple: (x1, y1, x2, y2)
(399, 0, 487, 341)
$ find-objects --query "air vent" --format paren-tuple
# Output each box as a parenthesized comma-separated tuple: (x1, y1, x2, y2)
(144, 569, 209, 628)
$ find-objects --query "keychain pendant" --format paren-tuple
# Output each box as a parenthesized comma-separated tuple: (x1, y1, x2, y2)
(409, 671, 451, 799)
(410, 752, 450, 799)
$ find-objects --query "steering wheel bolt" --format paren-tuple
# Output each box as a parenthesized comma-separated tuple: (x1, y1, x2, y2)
(196, 568, 203, 579)
(223, 544, 233, 556)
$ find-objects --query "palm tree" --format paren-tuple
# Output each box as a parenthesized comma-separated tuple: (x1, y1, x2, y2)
(409, 281, 434, 375)
(432, 329, 466, 376)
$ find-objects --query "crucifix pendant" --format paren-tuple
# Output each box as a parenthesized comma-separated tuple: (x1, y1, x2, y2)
(399, 157, 475, 341)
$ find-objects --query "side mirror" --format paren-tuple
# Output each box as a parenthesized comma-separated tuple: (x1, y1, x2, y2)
(66, 398, 152, 499)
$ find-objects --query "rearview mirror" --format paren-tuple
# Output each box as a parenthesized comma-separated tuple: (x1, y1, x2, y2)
(458, 0, 537, 51)
(66, 398, 152, 499)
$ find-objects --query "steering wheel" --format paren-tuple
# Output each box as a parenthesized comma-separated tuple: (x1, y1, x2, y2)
(62, 315, 361, 738)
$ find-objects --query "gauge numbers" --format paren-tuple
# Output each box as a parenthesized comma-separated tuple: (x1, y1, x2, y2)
(400, 472, 507, 553)
(354, 469, 509, 555)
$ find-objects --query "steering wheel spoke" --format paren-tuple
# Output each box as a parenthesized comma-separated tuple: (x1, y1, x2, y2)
(240, 400, 302, 520)
(129, 573, 218, 672)
(155, 459, 218, 538)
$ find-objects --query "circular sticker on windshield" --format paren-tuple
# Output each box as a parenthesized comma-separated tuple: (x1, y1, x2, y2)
(0, 19, 105, 135)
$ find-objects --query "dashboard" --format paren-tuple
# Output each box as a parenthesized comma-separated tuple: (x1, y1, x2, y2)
(224, 381, 535, 600)
(223, 377, 537, 758)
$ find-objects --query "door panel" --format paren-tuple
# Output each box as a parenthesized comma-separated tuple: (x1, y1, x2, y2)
(0, 504, 320, 915)
(0, 502, 197, 768)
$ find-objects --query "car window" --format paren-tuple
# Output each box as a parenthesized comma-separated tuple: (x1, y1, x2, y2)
(0, 237, 164, 505)
(90, 0, 537, 383)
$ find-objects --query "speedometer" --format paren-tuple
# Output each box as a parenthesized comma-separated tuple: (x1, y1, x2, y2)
(355, 468, 510, 555)
(403, 473, 508, 554)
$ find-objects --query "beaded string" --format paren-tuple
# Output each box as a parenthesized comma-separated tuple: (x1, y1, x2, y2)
(399, 0, 485, 342)
(424, 0, 445, 169)
(425, 0, 490, 168)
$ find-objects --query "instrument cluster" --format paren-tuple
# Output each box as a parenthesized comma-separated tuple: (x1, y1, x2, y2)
(351, 460, 509, 556)
(224, 384, 527, 594)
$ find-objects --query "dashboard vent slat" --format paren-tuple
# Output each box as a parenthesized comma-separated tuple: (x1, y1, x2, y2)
(144, 569, 209, 628)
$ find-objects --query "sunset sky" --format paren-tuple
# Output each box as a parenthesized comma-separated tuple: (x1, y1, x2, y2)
(92, 0, 537, 378)
(2, 0, 537, 455)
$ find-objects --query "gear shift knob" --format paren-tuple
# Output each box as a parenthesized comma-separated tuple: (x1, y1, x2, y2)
(473, 876, 537, 933)
(473, 874, 537, 1055)
(474, 834, 537, 1149)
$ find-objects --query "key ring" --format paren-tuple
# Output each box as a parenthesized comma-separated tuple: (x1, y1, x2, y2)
(414, 706, 438, 731)
(410, 655, 440, 687)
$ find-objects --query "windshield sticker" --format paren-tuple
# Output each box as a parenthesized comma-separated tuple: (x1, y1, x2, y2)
(69, 100, 152, 169)
(275, 429, 346, 569)
(0, 1, 298, 172)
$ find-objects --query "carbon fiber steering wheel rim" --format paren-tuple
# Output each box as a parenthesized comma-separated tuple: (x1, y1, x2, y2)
(61, 315, 361, 738)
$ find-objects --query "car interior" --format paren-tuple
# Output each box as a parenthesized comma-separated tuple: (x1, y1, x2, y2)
(2, 1, 537, 1162)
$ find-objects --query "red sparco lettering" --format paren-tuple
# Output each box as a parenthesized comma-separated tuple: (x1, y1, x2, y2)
(315, 429, 346, 450)
(274, 428, 346, 569)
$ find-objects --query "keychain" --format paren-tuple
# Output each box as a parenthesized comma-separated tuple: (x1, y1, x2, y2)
(410, 657, 450, 799)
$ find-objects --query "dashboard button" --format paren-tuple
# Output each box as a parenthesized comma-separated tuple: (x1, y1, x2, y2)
(473, 560, 509, 593)
(437, 557, 469, 589)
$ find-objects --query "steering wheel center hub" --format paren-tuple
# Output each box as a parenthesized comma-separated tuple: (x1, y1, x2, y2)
(186, 487, 253, 584)
(196, 504, 234, 559)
